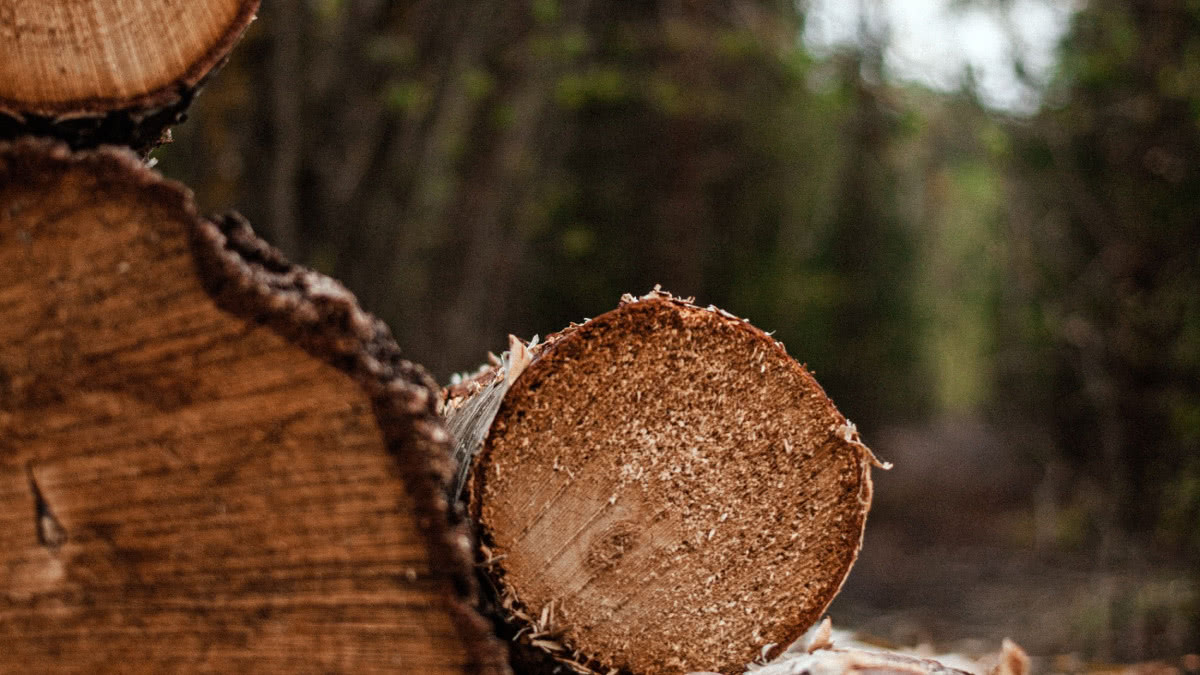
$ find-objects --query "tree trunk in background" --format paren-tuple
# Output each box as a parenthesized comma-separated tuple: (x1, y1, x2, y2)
(0, 140, 508, 673)
(0, 0, 259, 152)
(444, 291, 884, 675)
(1001, 0, 1200, 558)
(819, 32, 928, 428)
(265, 0, 302, 255)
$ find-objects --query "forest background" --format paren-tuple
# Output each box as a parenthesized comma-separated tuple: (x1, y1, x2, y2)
(157, 0, 1200, 664)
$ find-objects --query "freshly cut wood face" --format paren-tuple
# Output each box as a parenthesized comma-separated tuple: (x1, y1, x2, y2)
(469, 295, 881, 674)
(0, 0, 258, 115)
(0, 140, 505, 672)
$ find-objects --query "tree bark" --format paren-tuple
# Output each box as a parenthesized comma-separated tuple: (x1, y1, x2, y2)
(0, 0, 259, 152)
(444, 290, 887, 675)
(0, 139, 508, 673)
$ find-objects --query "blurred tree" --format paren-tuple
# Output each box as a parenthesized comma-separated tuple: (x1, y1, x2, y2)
(162, 0, 933, 429)
(159, 0, 945, 436)
(815, 22, 929, 427)
(164, 0, 831, 378)
(999, 0, 1200, 556)
(166, 0, 588, 374)
(723, 7, 931, 430)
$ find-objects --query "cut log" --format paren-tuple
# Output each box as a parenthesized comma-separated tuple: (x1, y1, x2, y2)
(0, 139, 508, 672)
(0, 0, 259, 151)
(446, 290, 887, 675)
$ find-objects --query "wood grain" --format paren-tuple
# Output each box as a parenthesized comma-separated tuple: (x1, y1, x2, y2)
(0, 0, 258, 114)
(460, 292, 884, 674)
(0, 140, 508, 673)
(0, 0, 259, 151)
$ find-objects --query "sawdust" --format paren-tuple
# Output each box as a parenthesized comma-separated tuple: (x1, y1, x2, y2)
(468, 292, 880, 674)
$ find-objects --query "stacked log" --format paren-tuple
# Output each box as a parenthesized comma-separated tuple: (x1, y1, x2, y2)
(0, 2, 1027, 673)
(0, 139, 508, 672)
(0, 0, 259, 151)
(445, 290, 887, 674)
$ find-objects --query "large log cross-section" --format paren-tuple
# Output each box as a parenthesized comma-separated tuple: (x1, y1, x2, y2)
(0, 140, 508, 673)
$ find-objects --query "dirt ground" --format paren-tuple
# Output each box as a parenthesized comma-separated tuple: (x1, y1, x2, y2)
(825, 419, 1199, 672)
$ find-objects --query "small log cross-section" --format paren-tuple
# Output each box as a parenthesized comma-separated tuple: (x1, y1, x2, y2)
(449, 291, 887, 675)
(0, 140, 507, 673)
(0, 0, 260, 151)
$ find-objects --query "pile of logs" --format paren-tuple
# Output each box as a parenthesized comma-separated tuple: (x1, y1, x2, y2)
(0, 2, 1025, 673)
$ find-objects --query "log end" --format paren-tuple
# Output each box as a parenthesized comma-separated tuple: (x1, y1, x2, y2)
(0, 139, 506, 672)
(0, 0, 259, 150)
(470, 292, 880, 674)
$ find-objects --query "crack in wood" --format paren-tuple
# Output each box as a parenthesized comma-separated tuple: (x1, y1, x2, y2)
(26, 463, 67, 551)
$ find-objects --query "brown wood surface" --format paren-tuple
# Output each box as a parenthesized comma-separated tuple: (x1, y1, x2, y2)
(0, 0, 259, 150)
(458, 292, 885, 675)
(0, 140, 508, 673)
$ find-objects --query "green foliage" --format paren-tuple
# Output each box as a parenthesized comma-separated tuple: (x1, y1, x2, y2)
(554, 67, 629, 108)
(463, 68, 496, 101)
(159, 0, 1198, 579)
(531, 0, 560, 25)
(312, 0, 345, 22)
(382, 79, 430, 114)
(1002, 0, 1200, 554)
(364, 35, 415, 66)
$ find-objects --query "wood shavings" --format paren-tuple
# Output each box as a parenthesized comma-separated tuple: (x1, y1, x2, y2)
(806, 617, 834, 653)
(746, 619, 1023, 675)
(835, 420, 892, 470)
(989, 640, 1029, 675)
(466, 292, 882, 673)
(506, 334, 536, 386)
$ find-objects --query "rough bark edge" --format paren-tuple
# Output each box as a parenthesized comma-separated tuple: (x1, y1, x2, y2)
(0, 0, 259, 153)
(0, 0, 259, 115)
(458, 288, 888, 674)
(0, 87, 194, 155)
(0, 137, 510, 675)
